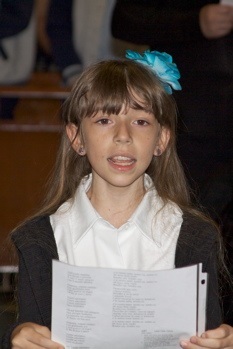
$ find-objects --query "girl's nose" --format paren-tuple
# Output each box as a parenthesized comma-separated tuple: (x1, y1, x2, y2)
(113, 121, 132, 144)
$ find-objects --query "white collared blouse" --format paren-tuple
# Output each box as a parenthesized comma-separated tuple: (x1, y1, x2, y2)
(50, 175, 183, 271)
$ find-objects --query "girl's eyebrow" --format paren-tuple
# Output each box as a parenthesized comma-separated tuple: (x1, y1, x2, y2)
(91, 112, 107, 117)
(89, 111, 101, 118)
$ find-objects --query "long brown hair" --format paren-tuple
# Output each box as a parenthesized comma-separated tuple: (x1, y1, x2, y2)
(38, 59, 193, 216)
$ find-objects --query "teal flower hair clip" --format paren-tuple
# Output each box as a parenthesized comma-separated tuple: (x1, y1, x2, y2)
(125, 49, 182, 94)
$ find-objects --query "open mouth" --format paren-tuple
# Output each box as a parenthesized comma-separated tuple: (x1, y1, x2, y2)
(107, 156, 136, 166)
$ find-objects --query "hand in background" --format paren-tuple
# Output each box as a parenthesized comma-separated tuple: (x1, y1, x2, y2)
(11, 322, 64, 349)
(199, 4, 233, 38)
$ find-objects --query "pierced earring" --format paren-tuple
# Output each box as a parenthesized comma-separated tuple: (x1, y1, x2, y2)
(156, 148, 162, 156)
(78, 146, 85, 155)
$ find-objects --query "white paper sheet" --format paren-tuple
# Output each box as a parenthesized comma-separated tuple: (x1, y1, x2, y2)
(52, 261, 207, 349)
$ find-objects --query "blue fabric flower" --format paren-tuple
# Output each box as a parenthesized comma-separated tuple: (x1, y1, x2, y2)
(125, 50, 182, 94)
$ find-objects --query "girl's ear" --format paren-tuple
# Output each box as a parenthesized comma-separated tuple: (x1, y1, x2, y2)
(153, 127, 170, 156)
(66, 123, 86, 155)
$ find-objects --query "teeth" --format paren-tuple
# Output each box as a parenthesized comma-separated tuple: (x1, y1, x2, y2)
(109, 156, 135, 166)
(113, 156, 132, 161)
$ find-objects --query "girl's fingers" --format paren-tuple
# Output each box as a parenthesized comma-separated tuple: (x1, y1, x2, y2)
(12, 323, 64, 349)
(13, 334, 63, 349)
(12, 336, 58, 349)
(180, 324, 233, 349)
(203, 324, 233, 339)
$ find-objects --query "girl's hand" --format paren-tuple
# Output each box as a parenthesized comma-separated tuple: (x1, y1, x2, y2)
(199, 4, 233, 38)
(180, 324, 233, 348)
(11, 322, 64, 349)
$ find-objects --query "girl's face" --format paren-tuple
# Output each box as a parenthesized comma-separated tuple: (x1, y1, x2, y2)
(67, 107, 170, 191)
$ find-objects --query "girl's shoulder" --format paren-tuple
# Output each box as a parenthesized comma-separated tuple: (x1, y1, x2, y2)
(175, 211, 220, 269)
(11, 215, 56, 252)
(181, 211, 219, 241)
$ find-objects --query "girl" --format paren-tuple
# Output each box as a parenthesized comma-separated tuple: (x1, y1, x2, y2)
(2, 51, 233, 349)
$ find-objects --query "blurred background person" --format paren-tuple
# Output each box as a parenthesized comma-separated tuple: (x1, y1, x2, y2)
(111, 0, 233, 220)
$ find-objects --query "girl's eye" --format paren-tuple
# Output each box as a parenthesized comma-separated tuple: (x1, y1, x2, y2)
(96, 118, 111, 125)
(134, 120, 149, 126)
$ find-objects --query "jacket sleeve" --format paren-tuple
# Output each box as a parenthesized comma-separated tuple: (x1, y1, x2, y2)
(1, 248, 45, 349)
(175, 213, 223, 330)
(1, 216, 58, 349)
(202, 233, 223, 330)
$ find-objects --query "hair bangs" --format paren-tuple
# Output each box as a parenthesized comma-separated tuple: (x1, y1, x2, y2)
(65, 60, 166, 125)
